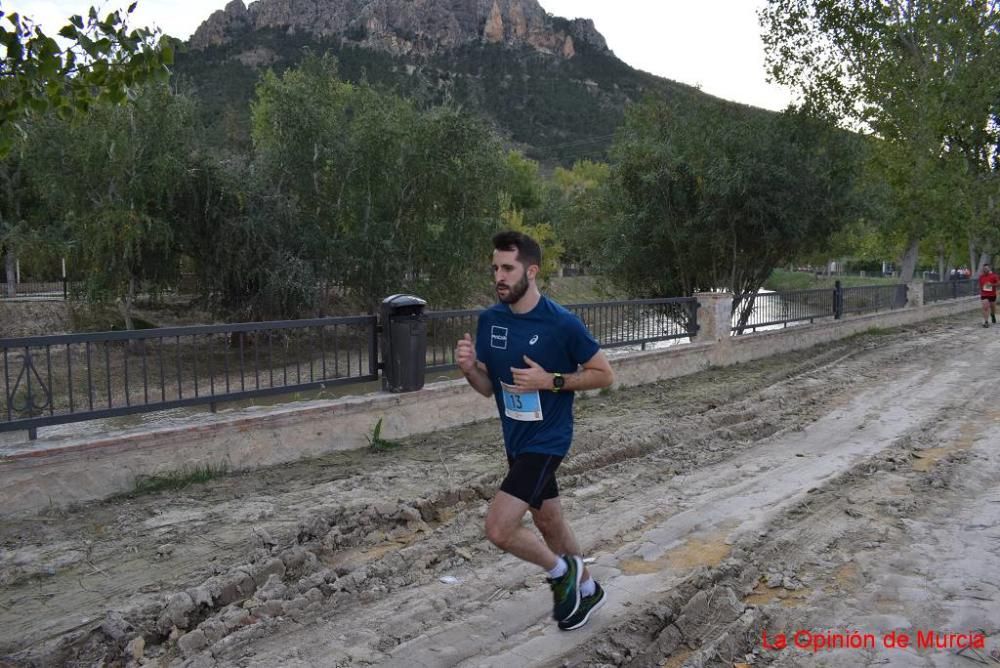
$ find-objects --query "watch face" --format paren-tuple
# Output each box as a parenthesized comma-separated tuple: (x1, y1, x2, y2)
(553, 374, 565, 389)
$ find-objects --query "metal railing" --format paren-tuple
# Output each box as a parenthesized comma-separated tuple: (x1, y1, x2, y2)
(1, 277, 977, 438)
(569, 298, 699, 349)
(1, 316, 378, 438)
(924, 279, 978, 303)
(423, 297, 699, 372)
(425, 308, 479, 372)
(840, 284, 908, 316)
(732, 289, 834, 334)
(1, 280, 74, 300)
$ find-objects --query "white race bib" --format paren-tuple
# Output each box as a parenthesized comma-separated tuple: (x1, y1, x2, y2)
(500, 382, 543, 422)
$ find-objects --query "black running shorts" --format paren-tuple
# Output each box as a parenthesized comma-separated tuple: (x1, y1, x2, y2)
(501, 453, 563, 509)
(982, 295, 996, 302)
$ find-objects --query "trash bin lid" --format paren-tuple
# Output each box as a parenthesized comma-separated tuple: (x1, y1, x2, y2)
(382, 294, 427, 308)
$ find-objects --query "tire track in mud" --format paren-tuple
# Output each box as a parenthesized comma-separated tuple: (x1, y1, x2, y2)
(558, 393, 992, 668)
(0, 316, 983, 667)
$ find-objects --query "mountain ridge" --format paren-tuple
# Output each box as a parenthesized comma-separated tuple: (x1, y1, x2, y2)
(190, 0, 609, 60)
(176, 0, 745, 164)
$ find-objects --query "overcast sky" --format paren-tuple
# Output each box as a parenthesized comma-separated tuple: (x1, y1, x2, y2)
(16, 0, 796, 112)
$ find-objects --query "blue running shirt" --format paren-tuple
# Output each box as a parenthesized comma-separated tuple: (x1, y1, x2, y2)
(475, 296, 601, 457)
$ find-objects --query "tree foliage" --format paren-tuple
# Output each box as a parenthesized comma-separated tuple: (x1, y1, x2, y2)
(231, 54, 509, 315)
(0, 2, 173, 155)
(760, 0, 1000, 278)
(22, 84, 201, 327)
(595, 97, 864, 324)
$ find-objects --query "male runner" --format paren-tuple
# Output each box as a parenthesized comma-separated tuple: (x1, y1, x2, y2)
(456, 230, 614, 630)
(979, 263, 999, 327)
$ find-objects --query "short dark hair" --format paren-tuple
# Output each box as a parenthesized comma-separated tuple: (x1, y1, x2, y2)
(492, 230, 542, 269)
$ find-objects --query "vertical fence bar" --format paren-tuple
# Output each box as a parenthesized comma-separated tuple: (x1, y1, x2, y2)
(369, 319, 379, 377)
(3, 348, 9, 422)
(192, 334, 200, 397)
(158, 338, 166, 402)
(239, 332, 246, 392)
(175, 336, 183, 400)
(45, 346, 53, 416)
(254, 330, 261, 390)
(104, 341, 112, 409)
(123, 340, 130, 407)
(224, 332, 231, 394)
(86, 342, 94, 410)
(320, 326, 327, 380)
(140, 339, 149, 405)
(66, 344, 74, 413)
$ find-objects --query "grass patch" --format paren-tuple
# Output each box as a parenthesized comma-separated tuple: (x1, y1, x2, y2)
(127, 462, 231, 497)
(366, 417, 401, 450)
(545, 275, 626, 304)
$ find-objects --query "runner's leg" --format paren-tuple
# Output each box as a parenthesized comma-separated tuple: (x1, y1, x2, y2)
(485, 491, 560, 570)
(531, 497, 592, 583)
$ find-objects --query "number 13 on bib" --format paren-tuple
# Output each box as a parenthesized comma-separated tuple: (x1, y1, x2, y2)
(500, 382, 544, 421)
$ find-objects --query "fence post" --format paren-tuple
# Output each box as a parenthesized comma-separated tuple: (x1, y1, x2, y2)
(62, 277, 68, 300)
(906, 281, 923, 308)
(693, 292, 733, 343)
(834, 281, 844, 319)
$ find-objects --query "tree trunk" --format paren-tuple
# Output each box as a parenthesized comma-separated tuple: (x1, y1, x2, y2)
(969, 237, 978, 273)
(937, 251, 945, 282)
(119, 275, 136, 331)
(899, 238, 920, 282)
(977, 252, 992, 275)
(4, 250, 14, 298)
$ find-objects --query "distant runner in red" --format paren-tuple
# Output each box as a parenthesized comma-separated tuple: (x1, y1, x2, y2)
(978, 263, 999, 327)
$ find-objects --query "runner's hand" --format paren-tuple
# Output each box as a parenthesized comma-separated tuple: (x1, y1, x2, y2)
(511, 356, 552, 391)
(456, 333, 477, 374)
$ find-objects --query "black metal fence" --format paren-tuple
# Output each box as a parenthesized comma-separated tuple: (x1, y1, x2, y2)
(0, 279, 976, 438)
(1, 317, 378, 438)
(2, 298, 699, 436)
(732, 289, 834, 334)
(924, 279, 978, 303)
(732, 279, 974, 334)
(423, 298, 699, 372)
(0, 280, 72, 300)
(569, 298, 700, 350)
(840, 283, 908, 316)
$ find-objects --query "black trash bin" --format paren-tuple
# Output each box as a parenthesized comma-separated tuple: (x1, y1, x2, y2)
(380, 294, 428, 392)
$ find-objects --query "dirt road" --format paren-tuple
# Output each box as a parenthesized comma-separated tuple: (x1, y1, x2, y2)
(2, 312, 998, 667)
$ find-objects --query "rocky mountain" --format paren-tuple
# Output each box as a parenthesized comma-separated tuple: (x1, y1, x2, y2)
(176, 0, 730, 164)
(191, 0, 607, 58)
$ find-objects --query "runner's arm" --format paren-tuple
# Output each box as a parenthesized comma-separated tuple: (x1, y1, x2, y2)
(463, 361, 494, 397)
(561, 350, 614, 392)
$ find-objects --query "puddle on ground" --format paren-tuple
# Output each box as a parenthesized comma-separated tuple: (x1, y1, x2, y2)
(833, 561, 861, 590)
(621, 529, 732, 575)
(911, 421, 981, 471)
(743, 581, 812, 607)
(660, 648, 693, 668)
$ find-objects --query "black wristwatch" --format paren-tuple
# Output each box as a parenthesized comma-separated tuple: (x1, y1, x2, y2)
(552, 372, 565, 392)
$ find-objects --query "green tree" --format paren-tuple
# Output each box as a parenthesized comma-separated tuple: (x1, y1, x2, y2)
(600, 97, 864, 328)
(0, 2, 172, 154)
(544, 159, 611, 269)
(249, 54, 509, 313)
(760, 0, 1000, 279)
(24, 84, 200, 328)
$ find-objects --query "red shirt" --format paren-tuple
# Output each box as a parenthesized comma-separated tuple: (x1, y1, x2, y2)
(979, 271, 999, 297)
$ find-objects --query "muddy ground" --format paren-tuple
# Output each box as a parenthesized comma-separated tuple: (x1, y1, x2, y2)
(1, 312, 999, 667)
